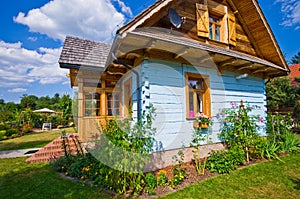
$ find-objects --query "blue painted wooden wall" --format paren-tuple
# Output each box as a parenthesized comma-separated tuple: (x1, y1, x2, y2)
(132, 59, 267, 151)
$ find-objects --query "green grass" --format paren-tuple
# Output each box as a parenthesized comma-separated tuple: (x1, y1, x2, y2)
(0, 128, 75, 151)
(162, 154, 300, 199)
(0, 157, 112, 199)
(0, 155, 299, 198)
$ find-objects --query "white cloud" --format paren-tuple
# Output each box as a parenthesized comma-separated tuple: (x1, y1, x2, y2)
(13, 0, 129, 42)
(113, 0, 133, 17)
(8, 88, 27, 93)
(28, 37, 37, 42)
(274, 0, 300, 29)
(0, 40, 67, 87)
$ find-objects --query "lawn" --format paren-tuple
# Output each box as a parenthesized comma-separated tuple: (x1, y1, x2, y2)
(0, 157, 112, 199)
(162, 154, 300, 199)
(0, 154, 299, 198)
(0, 128, 75, 151)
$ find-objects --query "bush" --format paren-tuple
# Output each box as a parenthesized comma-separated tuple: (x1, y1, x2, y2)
(144, 173, 157, 193)
(218, 102, 261, 163)
(157, 170, 168, 186)
(280, 132, 300, 153)
(255, 138, 280, 160)
(50, 155, 77, 174)
(52, 106, 156, 195)
(5, 128, 20, 137)
(0, 130, 6, 139)
(266, 112, 299, 153)
(207, 147, 245, 174)
(69, 154, 99, 180)
(0, 125, 8, 131)
(22, 125, 31, 133)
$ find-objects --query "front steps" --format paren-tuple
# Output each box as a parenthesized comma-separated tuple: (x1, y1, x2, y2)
(26, 134, 84, 163)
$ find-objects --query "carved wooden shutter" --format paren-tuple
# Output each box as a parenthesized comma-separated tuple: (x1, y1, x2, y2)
(196, 3, 209, 38)
(228, 12, 236, 46)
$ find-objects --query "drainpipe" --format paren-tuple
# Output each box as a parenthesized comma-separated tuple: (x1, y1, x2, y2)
(111, 53, 142, 121)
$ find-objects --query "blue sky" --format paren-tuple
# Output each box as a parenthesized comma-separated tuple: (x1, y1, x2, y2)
(0, 0, 299, 103)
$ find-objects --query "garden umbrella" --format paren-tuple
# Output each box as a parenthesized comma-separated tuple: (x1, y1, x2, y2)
(33, 108, 55, 124)
(33, 108, 55, 113)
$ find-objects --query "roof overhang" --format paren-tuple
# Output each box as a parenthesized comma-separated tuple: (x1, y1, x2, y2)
(108, 28, 289, 79)
(59, 63, 105, 88)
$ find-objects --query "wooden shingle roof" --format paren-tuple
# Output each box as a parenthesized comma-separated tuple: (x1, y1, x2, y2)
(59, 36, 111, 69)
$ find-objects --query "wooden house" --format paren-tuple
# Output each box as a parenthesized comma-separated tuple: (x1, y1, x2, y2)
(59, 0, 288, 168)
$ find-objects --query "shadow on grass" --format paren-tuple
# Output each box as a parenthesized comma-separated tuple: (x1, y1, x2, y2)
(0, 159, 112, 199)
(0, 140, 54, 151)
(290, 177, 300, 190)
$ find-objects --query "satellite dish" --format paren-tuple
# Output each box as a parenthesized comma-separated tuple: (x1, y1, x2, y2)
(168, 8, 182, 28)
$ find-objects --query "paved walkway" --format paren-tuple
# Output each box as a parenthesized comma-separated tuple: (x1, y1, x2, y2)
(0, 148, 41, 159)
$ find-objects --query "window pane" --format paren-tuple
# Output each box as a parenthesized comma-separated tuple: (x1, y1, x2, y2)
(188, 79, 203, 89)
(209, 15, 221, 41)
(107, 92, 120, 116)
(209, 23, 213, 40)
(189, 91, 194, 117)
(196, 92, 203, 113)
(85, 92, 100, 116)
(215, 25, 220, 41)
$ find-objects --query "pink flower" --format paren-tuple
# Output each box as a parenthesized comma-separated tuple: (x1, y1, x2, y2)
(259, 117, 264, 122)
(235, 117, 239, 120)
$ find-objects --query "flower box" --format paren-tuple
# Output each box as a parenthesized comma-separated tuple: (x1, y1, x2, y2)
(193, 121, 209, 129)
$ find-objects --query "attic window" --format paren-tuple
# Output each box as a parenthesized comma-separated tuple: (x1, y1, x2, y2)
(196, 1, 236, 46)
(209, 15, 221, 41)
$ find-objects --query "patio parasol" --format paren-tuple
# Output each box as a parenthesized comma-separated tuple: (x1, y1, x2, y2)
(33, 108, 55, 113)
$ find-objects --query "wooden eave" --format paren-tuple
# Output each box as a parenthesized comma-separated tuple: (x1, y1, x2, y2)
(109, 28, 288, 79)
(117, 0, 174, 35)
(227, 0, 288, 72)
(116, 0, 288, 74)
(59, 63, 105, 88)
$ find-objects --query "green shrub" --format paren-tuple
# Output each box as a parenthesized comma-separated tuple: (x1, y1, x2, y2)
(0, 130, 6, 139)
(52, 106, 157, 195)
(280, 132, 300, 153)
(218, 102, 261, 163)
(157, 170, 168, 186)
(207, 147, 245, 174)
(69, 154, 99, 180)
(0, 125, 8, 131)
(266, 112, 299, 153)
(5, 128, 20, 137)
(50, 155, 77, 174)
(144, 173, 157, 193)
(267, 112, 293, 141)
(169, 149, 188, 188)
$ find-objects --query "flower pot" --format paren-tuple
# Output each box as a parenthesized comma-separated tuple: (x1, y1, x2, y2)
(193, 121, 209, 129)
(200, 123, 209, 129)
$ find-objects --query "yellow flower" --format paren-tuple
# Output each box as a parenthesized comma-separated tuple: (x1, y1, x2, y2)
(158, 169, 167, 175)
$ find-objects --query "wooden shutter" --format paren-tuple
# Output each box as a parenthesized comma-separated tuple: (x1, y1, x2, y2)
(228, 12, 236, 46)
(196, 3, 209, 38)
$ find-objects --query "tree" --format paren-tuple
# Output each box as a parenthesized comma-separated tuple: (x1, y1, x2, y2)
(51, 93, 61, 110)
(0, 99, 4, 106)
(266, 77, 299, 110)
(59, 94, 73, 125)
(36, 96, 51, 109)
(20, 94, 38, 109)
(290, 51, 300, 64)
